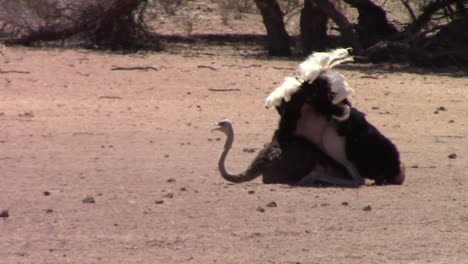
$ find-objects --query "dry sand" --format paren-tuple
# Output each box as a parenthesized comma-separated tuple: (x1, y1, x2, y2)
(1, 2, 467, 263)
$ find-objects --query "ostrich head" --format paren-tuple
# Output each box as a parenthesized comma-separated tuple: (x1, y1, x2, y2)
(211, 119, 233, 135)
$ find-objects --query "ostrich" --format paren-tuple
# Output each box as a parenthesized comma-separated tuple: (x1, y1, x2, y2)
(265, 48, 405, 185)
(211, 119, 358, 186)
(212, 49, 364, 187)
(212, 48, 405, 186)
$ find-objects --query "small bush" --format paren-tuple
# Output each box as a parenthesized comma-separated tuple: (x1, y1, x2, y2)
(0, 0, 159, 50)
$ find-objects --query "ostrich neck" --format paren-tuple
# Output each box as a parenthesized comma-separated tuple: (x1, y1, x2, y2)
(218, 127, 262, 183)
(218, 129, 234, 178)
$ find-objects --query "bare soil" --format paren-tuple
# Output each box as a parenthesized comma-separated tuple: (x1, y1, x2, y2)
(1, 2, 468, 263)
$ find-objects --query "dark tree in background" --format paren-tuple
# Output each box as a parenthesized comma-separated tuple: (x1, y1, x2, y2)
(366, 0, 468, 67)
(312, 0, 362, 53)
(1, 0, 467, 68)
(343, 0, 397, 48)
(254, 0, 292, 56)
(257, 0, 362, 55)
(300, 0, 328, 54)
(289, 0, 467, 67)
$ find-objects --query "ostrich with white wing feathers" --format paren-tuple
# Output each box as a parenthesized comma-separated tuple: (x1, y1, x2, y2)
(266, 48, 405, 185)
(212, 48, 405, 186)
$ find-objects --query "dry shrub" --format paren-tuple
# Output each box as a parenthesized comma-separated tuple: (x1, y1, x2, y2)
(155, 0, 185, 15)
(0, 0, 70, 39)
(218, 0, 254, 25)
(0, 0, 158, 50)
(89, 0, 153, 50)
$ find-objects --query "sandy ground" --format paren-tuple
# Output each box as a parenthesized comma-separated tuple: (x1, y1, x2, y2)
(1, 2, 468, 262)
(1, 43, 467, 264)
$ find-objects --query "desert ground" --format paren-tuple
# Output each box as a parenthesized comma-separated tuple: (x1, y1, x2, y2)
(1, 2, 468, 263)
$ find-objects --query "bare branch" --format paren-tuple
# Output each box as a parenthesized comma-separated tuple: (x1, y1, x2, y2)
(403, 0, 460, 35)
(400, 0, 417, 22)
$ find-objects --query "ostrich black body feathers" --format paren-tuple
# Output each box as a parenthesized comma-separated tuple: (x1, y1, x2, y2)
(274, 72, 404, 185)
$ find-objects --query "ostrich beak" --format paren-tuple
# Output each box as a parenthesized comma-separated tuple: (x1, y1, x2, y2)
(210, 122, 221, 132)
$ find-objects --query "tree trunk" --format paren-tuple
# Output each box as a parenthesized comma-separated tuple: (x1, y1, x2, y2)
(300, 0, 328, 54)
(254, 0, 292, 56)
(313, 0, 362, 53)
(344, 0, 397, 48)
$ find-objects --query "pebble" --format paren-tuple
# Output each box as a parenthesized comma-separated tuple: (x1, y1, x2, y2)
(163, 192, 174, 198)
(0, 209, 9, 218)
(448, 153, 457, 159)
(82, 196, 95, 203)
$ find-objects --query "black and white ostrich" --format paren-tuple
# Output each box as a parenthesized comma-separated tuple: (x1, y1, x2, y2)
(265, 48, 405, 185)
(213, 48, 405, 186)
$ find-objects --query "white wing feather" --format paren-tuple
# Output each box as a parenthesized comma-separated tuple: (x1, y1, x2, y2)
(265, 48, 354, 109)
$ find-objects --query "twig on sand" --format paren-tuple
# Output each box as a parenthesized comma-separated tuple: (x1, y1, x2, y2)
(272, 67, 294, 70)
(197, 65, 218, 71)
(98, 96, 122, 99)
(72, 132, 106, 136)
(111, 66, 159, 71)
(360, 75, 382, 79)
(208, 88, 240, 92)
(0, 70, 30, 74)
(222, 64, 261, 69)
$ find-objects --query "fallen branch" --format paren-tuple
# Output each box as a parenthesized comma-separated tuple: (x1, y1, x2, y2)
(0, 70, 30, 74)
(111, 66, 159, 71)
(222, 64, 261, 68)
(360, 75, 380, 79)
(208, 88, 241, 92)
(72, 132, 107, 136)
(197, 65, 218, 71)
(98, 96, 122, 99)
(272, 67, 294, 70)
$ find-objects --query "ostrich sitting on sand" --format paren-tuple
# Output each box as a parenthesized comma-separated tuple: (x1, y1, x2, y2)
(212, 49, 369, 186)
(213, 48, 405, 186)
(212, 120, 356, 186)
(265, 48, 405, 185)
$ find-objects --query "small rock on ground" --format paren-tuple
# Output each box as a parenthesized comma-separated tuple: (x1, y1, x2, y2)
(82, 196, 95, 203)
(0, 209, 10, 218)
